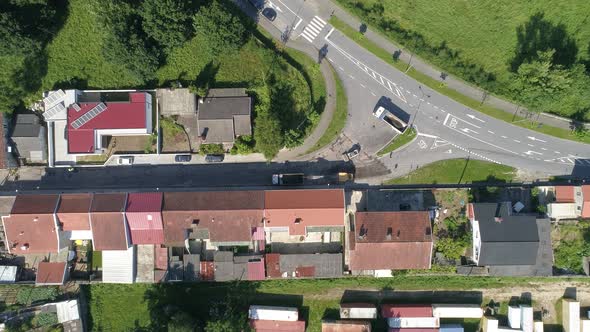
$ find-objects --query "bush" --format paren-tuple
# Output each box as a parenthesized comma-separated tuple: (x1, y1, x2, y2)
(16, 287, 58, 306)
(230, 135, 256, 155)
(199, 144, 224, 155)
(33, 312, 58, 327)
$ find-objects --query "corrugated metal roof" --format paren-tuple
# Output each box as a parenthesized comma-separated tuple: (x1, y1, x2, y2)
(279, 253, 343, 278)
(36, 262, 66, 285)
(248, 258, 265, 281)
(0, 266, 17, 283)
(381, 304, 433, 318)
(102, 247, 135, 283)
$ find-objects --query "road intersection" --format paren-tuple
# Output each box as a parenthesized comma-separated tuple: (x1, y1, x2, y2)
(253, 0, 590, 179)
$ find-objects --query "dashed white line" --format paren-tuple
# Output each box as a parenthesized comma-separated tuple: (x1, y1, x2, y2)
(409, 104, 414, 107)
(527, 144, 534, 147)
(348, 74, 354, 79)
(371, 92, 376, 96)
(338, 66, 344, 71)
(427, 102, 431, 105)
(513, 139, 521, 143)
(360, 84, 366, 88)
(501, 135, 508, 139)
(433, 106, 439, 109)
(488, 130, 495, 134)
(541, 148, 547, 151)
(328, 58, 334, 63)
(554, 151, 561, 154)
(412, 94, 417, 98)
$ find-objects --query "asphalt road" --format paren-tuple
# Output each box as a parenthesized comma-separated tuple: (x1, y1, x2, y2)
(250, 0, 590, 179)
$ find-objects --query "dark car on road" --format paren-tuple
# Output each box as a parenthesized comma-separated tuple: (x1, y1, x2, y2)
(262, 7, 277, 21)
(174, 154, 191, 162)
(248, 0, 265, 10)
(205, 154, 224, 163)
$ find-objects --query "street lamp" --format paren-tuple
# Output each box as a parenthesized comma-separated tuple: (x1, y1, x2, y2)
(410, 85, 430, 128)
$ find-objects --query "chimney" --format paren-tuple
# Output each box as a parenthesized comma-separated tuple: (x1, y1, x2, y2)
(386, 227, 393, 240)
(20, 244, 29, 251)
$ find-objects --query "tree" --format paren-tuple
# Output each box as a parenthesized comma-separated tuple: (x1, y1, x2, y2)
(192, 0, 248, 54)
(141, 0, 195, 51)
(204, 301, 251, 332)
(254, 112, 283, 160)
(168, 312, 197, 332)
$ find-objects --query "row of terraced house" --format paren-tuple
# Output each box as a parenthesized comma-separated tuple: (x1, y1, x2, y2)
(0, 188, 557, 285)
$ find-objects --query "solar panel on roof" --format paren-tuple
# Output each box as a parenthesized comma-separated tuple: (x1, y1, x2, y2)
(43, 89, 65, 109)
(72, 103, 81, 112)
(43, 102, 66, 121)
(71, 102, 107, 129)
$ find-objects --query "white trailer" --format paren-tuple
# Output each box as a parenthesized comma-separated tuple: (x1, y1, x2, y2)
(432, 304, 484, 318)
(248, 305, 298, 321)
(563, 299, 581, 332)
(388, 317, 440, 328)
(340, 303, 378, 319)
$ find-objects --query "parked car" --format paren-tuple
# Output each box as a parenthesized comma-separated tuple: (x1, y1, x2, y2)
(248, 0, 265, 10)
(175, 154, 192, 162)
(342, 147, 360, 161)
(205, 154, 224, 163)
(262, 7, 277, 21)
(117, 156, 134, 165)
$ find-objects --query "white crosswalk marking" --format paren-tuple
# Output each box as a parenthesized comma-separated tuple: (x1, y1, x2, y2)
(300, 16, 326, 42)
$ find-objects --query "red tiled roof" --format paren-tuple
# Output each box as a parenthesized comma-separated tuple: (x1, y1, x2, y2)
(381, 304, 433, 318)
(11, 194, 59, 214)
(349, 242, 432, 270)
(250, 319, 306, 332)
(265, 253, 281, 278)
(555, 186, 575, 203)
(126, 193, 164, 245)
(583, 185, 590, 218)
(67, 92, 148, 153)
(57, 193, 92, 231)
(3, 195, 60, 254)
(90, 193, 128, 250)
(252, 227, 265, 241)
(322, 320, 372, 332)
(248, 258, 266, 281)
(264, 190, 345, 236)
(36, 262, 67, 285)
(349, 212, 433, 271)
(162, 191, 264, 245)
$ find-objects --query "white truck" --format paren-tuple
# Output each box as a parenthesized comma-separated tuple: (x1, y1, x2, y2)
(373, 106, 408, 134)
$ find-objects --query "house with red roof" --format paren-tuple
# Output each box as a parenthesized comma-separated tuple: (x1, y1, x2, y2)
(41, 89, 152, 166)
(56, 193, 93, 240)
(348, 211, 433, 277)
(90, 193, 129, 251)
(546, 185, 586, 221)
(125, 193, 164, 245)
(2, 195, 61, 254)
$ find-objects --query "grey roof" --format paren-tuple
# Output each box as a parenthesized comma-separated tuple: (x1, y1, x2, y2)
(214, 252, 264, 281)
(207, 88, 247, 98)
(279, 253, 343, 278)
(168, 256, 184, 281)
(197, 94, 251, 144)
(474, 203, 539, 242)
(12, 114, 41, 137)
(156, 88, 196, 116)
(474, 203, 540, 266)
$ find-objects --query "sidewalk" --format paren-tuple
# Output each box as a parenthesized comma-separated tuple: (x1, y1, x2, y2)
(317, 0, 589, 130)
(103, 153, 267, 166)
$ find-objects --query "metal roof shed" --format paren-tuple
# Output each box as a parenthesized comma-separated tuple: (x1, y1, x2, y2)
(0, 266, 17, 283)
(249, 305, 299, 321)
(102, 246, 135, 283)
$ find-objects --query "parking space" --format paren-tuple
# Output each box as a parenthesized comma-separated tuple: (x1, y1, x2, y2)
(366, 189, 432, 211)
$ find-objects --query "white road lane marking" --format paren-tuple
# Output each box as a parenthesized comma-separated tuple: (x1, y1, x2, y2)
(488, 130, 495, 134)
(461, 128, 479, 134)
(541, 148, 547, 151)
(371, 92, 376, 96)
(527, 144, 534, 147)
(338, 66, 344, 71)
(554, 151, 561, 154)
(527, 136, 547, 143)
(513, 139, 521, 143)
(501, 135, 508, 138)
(328, 58, 334, 63)
(349, 75, 354, 79)
(360, 84, 366, 88)
(324, 37, 406, 103)
(443, 113, 451, 126)
(466, 114, 485, 123)
(524, 150, 543, 156)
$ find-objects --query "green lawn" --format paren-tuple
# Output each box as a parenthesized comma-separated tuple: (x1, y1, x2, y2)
(84, 276, 589, 331)
(377, 128, 416, 156)
(307, 64, 348, 153)
(330, 16, 590, 144)
(385, 159, 516, 185)
(334, 0, 590, 121)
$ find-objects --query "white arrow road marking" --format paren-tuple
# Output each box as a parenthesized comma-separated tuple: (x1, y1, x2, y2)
(527, 136, 547, 143)
(524, 150, 543, 156)
(466, 114, 485, 123)
(461, 128, 479, 134)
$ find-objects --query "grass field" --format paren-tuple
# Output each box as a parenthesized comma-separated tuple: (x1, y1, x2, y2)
(329, 17, 590, 144)
(377, 128, 416, 156)
(334, 0, 590, 87)
(307, 64, 348, 153)
(385, 159, 516, 185)
(84, 276, 589, 331)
